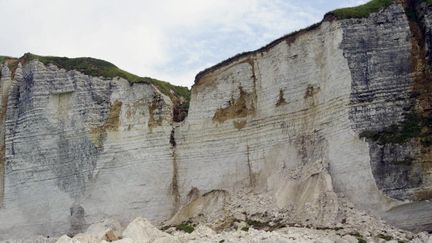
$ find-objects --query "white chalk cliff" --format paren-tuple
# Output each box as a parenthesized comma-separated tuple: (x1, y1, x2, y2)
(1, 0, 432, 239)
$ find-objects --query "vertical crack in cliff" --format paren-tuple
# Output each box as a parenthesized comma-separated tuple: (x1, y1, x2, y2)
(170, 127, 180, 215)
(248, 58, 258, 110)
(246, 145, 255, 187)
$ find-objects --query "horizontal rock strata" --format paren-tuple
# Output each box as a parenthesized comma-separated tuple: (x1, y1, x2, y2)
(1, 0, 432, 239)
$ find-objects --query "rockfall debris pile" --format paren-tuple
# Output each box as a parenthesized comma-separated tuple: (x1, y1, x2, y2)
(2, 190, 432, 243)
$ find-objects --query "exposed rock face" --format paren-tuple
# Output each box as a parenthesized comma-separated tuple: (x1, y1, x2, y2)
(341, 4, 415, 200)
(0, 61, 176, 238)
(1, 0, 432, 240)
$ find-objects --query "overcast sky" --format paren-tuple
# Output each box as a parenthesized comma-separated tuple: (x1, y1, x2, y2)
(0, 0, 366, 87)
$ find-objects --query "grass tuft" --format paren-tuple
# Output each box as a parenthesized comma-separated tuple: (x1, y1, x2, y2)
(0, 56, 7, 64)
(175, 223, 195, 233)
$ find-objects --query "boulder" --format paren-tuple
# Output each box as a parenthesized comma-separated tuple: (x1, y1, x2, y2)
(341, 235, 359, 243)
(122, 217, 170, 243)
(85, 219, 122, 241)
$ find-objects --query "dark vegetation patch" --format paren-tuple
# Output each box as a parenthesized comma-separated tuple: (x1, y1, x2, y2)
(378, 233, 393, 241)
(246, 219, 268, 229)
(359, 112, 432, 146)
(175, 223, 195, 233)
(357, 238, 367, 243)
(326, 0, 394, 19)
(347, 232, 368, 243)
(244, 219, 285, 232)
(240, 226, 249, 231)
(0, 56, 7, 64)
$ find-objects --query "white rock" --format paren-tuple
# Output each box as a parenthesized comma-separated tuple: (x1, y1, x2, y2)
(335, 238, 349, 243)
(236, 221, 249, 231)
(85, 219, 122, 241)
(153, 236, 182, 243)
(122, 217, 170, 243)
(341, 235, 358, 243)
(191, 225, 216, 237)
(412, 232, 431, 243)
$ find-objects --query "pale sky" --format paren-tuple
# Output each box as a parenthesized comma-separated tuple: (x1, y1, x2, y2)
(0, 0, 367, 87)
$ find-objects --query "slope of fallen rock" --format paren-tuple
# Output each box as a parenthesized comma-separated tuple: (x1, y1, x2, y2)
(3, 190, 432, 243)
(7, 211, 432, 243)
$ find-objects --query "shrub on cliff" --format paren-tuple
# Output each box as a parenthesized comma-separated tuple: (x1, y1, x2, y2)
(175, 223, 195, 233)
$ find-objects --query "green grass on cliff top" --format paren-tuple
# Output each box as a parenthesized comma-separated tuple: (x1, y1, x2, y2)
(328, 0, 394, 19)
(23, 53, 190, 102)
(0, 56, 16, 65)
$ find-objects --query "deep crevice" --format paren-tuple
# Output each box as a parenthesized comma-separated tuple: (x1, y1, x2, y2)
(170, 127, 180, 214)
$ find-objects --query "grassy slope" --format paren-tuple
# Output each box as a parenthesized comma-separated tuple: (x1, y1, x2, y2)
(0, 56, 16, 65)
(328, 0, 394, 19)
(0, 56, 19, 72)
(22, 53, 190, 104)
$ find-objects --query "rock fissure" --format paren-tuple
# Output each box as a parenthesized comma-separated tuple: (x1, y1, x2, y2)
(170, 127, 180, 215)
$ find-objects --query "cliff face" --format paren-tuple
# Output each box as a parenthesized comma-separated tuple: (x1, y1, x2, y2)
(1, 0, 432, 239)
(0, 62, 177, 238)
